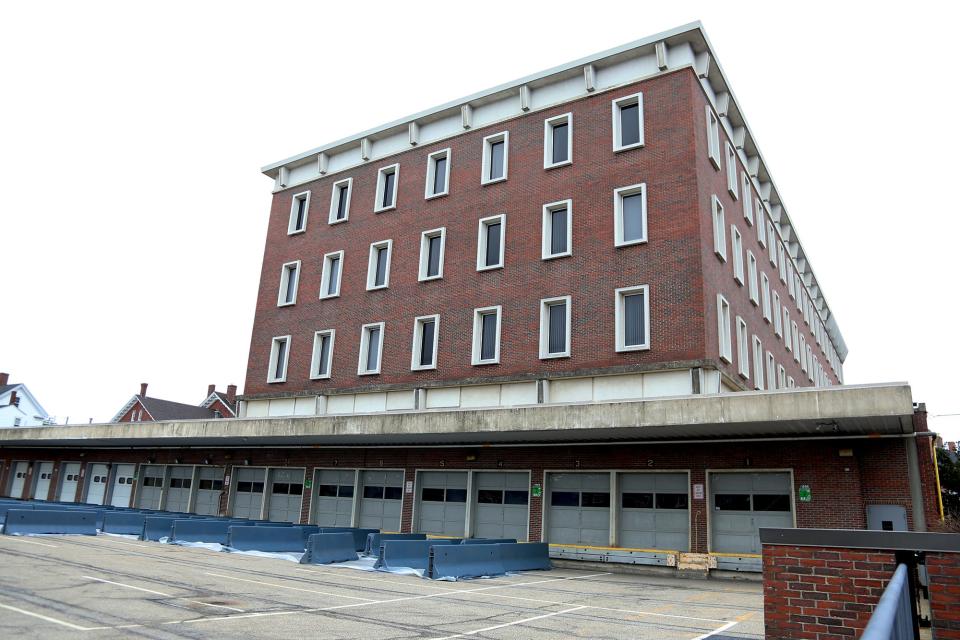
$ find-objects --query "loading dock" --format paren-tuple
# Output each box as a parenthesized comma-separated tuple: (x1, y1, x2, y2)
(230, 467, 265, 519)
(472, 471, 529, 540)
(57, 462, 81, 501)
(164, 465, 194, 512)
(108, 463, 135, 507)
(6, 461, 28, 498)
(193, 466, 224, 516)
(84, 463, 109, 504)
(312, 468, 356, 526)
(357, 470, 403, 531)
(265, 468, 305, 522)
(31, 461, 54, 500)
(617, 472, 689, 551)
(545, 472, 610, 545)
(136, 465, 165, 509)
(415, 471, 467, 536)
(708, 471, 794, 555)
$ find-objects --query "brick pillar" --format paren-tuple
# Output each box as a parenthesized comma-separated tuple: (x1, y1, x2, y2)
(928, 552, 960, 640)
(400, 468, 416, 533)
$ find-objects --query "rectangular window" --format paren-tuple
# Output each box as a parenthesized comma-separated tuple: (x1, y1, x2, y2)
(712, 195, 726, 261)
(778, 365, 787, 390)
(778, 244, 787, 283)
(767, 222, 777, 266)
(320, 250, 343, 299)
(613, 183, 647, 247)
(471, 305, 502, 365)
(752, 335, 764, 390)
(615, 285, 650, 352)
(418, 227, 446, 281)
(358, 322, 384, 375)
(731, 225, 744, 284)
(310, 330, 335, 379)
(705, 106, 721, 170)
(411, 314, 439, 371)
(747, 251, 759, 305)
(612, 92, 644, 151)
(477, 214, 505, 271)
(328, 178, 352, 224)
(366, 240, 393, 290)
(761, 272, 772, 322)
(425, 148, 451, 199)
(742, 174, 753, 226)
(736, 316, 749, 379)
(792, 321, 800, 358)
(787, 376, 795, 388)
(806, 345, 814, 381)
(773, 292, 783, 337)
(289, 191, 310, 234)
(726, 143, 738, 200)
(374, 164, 399, 212)
(481, 131, 509, 184)
(542, 199, 572, 259)
(717, 294, 732, 363)
(766, 351, 776, 390)
(268, 335, 291, 383)
(539, 296, 571, 359)
(544, 112, 572, 168)
(277, 260, 300, 307)
(787, 260, 795, 298)
(799, 335, 807, 370)
(756, 199, 767, 247)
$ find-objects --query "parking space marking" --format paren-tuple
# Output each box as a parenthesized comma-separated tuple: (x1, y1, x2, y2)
(84, 576, 246, 613)
(205, 571, 378, 602)
(430, 605, 589, 640)
(692, 621, 739, 639)
(0, 537, 59, 548)
(0, 601, 94, 631)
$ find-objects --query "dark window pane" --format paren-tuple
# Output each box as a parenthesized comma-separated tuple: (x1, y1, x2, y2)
(251, 482, 264, 493)
(327, 257, 340, 295)
(274, 339, 287, 379)
(364, 485, 385, 499)
(622, 492, 654, 509)
(237, 481, 252, 493)
(622, 193, 644, 242)
(419, 319, 435, 367)
(550, 491, 579, 507)
(317, 334, 331, 377)
(382, 171, 395, 208)
(477, 489, 503, 504)
(182, 479, 192, 489)
(655, 493, 689, 510)
(548, 302, 566, 354)
(504, 490, 529, 505)
(318, 484, 338, 497)
(485, 222, 501, 266)
(715, 494, 751, 511)
(753, 494, 791, 512)
(581, 492, 610, 508)
(211, 480, 223, 491)
(284, 266, 296, 303)
(338, 485, 354, 498)
(489, 141, 504, 180)
(295, 197, 306, 230)
(623, 292, 645, 347)
(445, 488, 467, 503)
(619, 102, 640, 147)
(169, 478, 180, 488)
(550, 207, 567, 254)
(336, 185, 349, 219)
(433, 156, 447, 194)
(365, 326, 381, 372)
(427, 235, 442, 277)
(421, 487, 445, 502)
(481, 312, 497, 361)
(375, 246, 388, 286)
(384, 486, 403, 500)
(289, 483, 303, 496)
(551, 122, 569, 164)
(273, 483, 289, 494)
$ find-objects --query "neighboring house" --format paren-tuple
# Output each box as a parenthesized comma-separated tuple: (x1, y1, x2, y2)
(0, 372, 53, 427)
(112, 383, 237, 423)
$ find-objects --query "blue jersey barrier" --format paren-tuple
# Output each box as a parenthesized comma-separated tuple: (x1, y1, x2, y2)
(3, 509, 98, 536)
(461, 538, 517, 545)
(300, 533, 360, 565)
(170, 519, 234, 544)
(102, 512, 147, 535)
(428, 543, 506, 580)
(0, 503, 34, 524)
(364, 532, 426, 556)
(375, 539, 458, 571)
(227, 525, 319, 552)
(142, 516, 180, 541)
(498, 543, 551, 572)
(318, 527, 379, 552)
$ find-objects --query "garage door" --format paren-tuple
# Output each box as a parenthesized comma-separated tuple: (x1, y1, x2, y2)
(358, 471, 403, 531)
(232, 468, 265, 519)
(165, 466, 194, 513)
(109, 464, 136, 507)
(473, 472, 529, 540)
(58, 463, 81, 502)
(416, 471, 467, 536)
(267, 468, 304, 523)
(137, 465, 166, 509)
(32, 462, 54, 500)
(194, 467, 225, 516)
(618, 473, 689, 551)
(710, 472, 794, 554)
(85, 464, 109, 505)
(6, 461, 28, 498)
(546, 473, 610, 545)
(314, 469, 356, 526)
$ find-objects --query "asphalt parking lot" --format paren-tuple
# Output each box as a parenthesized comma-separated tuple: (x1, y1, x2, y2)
(0, 535, 763, 639)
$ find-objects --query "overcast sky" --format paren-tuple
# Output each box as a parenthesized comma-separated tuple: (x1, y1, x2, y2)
(2, 2, 958, 438)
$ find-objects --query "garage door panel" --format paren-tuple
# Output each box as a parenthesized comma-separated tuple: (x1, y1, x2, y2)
(621, 511, 656, 529)
(471, 472, 528, 540)
(415, 471, 467, 536)
(712, 474, 753, 491)
(232, 468, 265, 519)
(33, 462, 54, 500)
(314, 469, 355, 526)
(7, 462, 28, 497)
(580, 509, 610, 528)
(709, 472, 795, 555)
(357, 470, 402, 531)
(58, 463, 81, 502)
(267, 469, 305, 523)
(85, 464, 109, 505)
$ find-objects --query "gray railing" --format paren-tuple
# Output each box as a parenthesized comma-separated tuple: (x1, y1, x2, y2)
(860, 563, 916, 640)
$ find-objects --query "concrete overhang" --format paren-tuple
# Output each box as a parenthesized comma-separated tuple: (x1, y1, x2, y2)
(0, 383, 916, 450)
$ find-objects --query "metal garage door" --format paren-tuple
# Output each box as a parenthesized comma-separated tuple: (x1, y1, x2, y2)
(137, 465, 166, 509)
(232, 468, 265, 519)
(358, 470, 403, 531)
(546, 473, 610, 545)
(6, 461, 28, 498)
(267, 468, 304, 523)
(165, 466, 194, 513)
(473, 472, 529, 540)
(193, 467, 224, 516)
(58, 463, 81, 502)
(85, 464, 109, 504)
(416, 471, 467, 536)
(314, 469, 356, 526)
(618, 473, 689, 551)
(710, 472, 794, 554)
(109, 464, 135, 507)
(32, 462, 54, 500)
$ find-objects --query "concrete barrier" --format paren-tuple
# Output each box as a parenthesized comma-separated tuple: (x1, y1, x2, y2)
(252, 522, 295, 527)
(301, 533, 360, 565)
(428, 543, 506, 580)
(364, 532, 426, 556)
(499, 543, 551, 572)
(375, 539, 458, 571)
(461, 538, 517, 545)
(3, 509, 98, 536)
(0, 503, 34, 524)
(102, 512, 147, 535)
(170, 519, 233, 544)
(318, 527, 379, 552)
(227, 525, 319, 552)
(142, 516, 180, 541)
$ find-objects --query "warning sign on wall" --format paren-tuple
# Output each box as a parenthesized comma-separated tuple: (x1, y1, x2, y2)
(693, 483, 704, 500)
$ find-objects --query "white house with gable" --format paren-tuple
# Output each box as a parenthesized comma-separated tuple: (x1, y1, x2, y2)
(0, 372, 53, 427)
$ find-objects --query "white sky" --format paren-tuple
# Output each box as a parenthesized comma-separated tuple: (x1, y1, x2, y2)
(2, 1, 958, 439)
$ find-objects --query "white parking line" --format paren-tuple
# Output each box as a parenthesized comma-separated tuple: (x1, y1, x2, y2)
(430, 606, 589, 639)
(205, 572, 378, 602)
(0, 601, 92, 631)
(692, 620, 738, 639)
(0, 536, 59, 548)
(84, 576, 246, 613)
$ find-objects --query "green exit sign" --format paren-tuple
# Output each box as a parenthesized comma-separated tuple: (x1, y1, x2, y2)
(798, 485, 812, 502)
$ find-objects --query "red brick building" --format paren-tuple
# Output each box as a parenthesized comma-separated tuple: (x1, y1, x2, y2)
(112, 383, 237, 423)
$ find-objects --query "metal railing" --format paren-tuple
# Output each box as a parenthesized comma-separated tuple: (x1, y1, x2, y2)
(860, 563, 917, 640)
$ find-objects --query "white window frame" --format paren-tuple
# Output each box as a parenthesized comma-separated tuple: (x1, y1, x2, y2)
(747, 251, 759, 305)
(418, 227, 446, 281)
(615, 284, 651, 352)
(288, 191, 310, 235)
(731, 225, 744, 284)
(410, 314, 440, 371)
(792, 321, 800, 358)
(767, 222, 778, 266)
(613, 183, 648, 247)
(328, 177, 352, 224)
(476, 214, 506, 271)
(778, 365, 787, 390)
(756, 199, 767, 248)
(725, 142, 738, 200)
(424, 148, 451, 199)
(736, 316, 749, 379)
(799, 335, 807, 370)
(705, 105, 721, 170)
(778, 244, 787, 283)
(712, 195, 726, 261)
(761, 272, 772, 322)
(611, 92, 644, 152)
(357, 322, 385, 376)
(742, 174, 753, 226)
(471, 305, 502, 365)
(366, 239, 393, 291)
(374, 163, 399, 213)
(481, 131, 509, 185)
(773, 291, 783, 337)
(309, 330, 335, 380)
(319, 250, 344, 299)
(787, 260, 796, 298)
(543, 112, 573, 169)
(717, 294, 732, 363)
(277, 260, 300, 307)
(787, 376, 795, 388)
(752, 335, 764, 390)
(539, 295, 571, 359)
(542, 199, 573, 260)
(267, 335, 291, 383)
(765, 351, 776, 390)
(805, 344, 814, 381)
